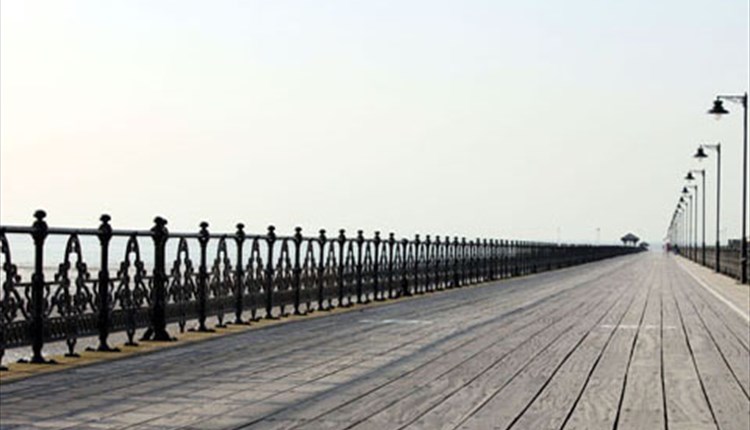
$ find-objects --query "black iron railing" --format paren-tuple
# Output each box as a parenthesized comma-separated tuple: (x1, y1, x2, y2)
(679, 244, 747, 280)
(0, 211, 641, 369)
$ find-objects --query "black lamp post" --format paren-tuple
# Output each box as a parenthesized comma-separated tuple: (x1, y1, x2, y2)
(695, 144, 721, 271)
(687, 184, 698, 261)
(709, 93, 748, 283)
(682, 187, 693, 260)
(686, 169, 706, 265)
(678, 196, 687, 254)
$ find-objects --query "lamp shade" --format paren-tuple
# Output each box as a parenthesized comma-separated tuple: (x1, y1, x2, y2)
(685, 172, 695, 181)
(708, 99, 729, 116)
(694, 146, 708, 159)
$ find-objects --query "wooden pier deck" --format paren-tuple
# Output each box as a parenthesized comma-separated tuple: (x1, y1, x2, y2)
(1, 253, 748, 430)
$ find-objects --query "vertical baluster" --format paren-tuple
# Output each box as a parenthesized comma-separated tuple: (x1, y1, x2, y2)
(233, 223, 246, 324)
(388, 233, 396, 299)
(498, 239, 503, 278)
(401, 238, 410, 297)
(317, 229, 327, 311)
(472, 238, 477, 283)
(356, 230, 364, 304)
(451, 236, 458, 288)
(524, 241, 529, 274)
(147, 216, 172, 341)
(465, 237, 471, 285)
(460, 237, 468, 286)
(478, 238, 483, 282)
(484, 239, 489, 281)
(95, 214, 117, 351)
(193, 222, 212, 332)
(264, 226, 276, 319)
(481, 239, 487, 281)
(490, 239, 500, 281)
(504, 239, 510, 278)
(413, 235, 421, 294)
(472, 239, 478, 283)
(373, 232, 381, 301)
(424, 235, 432, 292)
(293, 227, 303, 315)
(28, 210, 50, 363)
(337, 229, 346, 307)
(464, 238, 470, 284)
(435, 236, 443, 290)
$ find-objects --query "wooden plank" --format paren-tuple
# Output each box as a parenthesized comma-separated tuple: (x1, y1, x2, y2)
(506, 269, 641, 429)
(678, 264, 750, 352)
(321, 264, 630, 429)
(661, 259, 716, 430)
(617, 263, 665, 430)
(563, 259, 654, 429)
(419, 271, 631, 429)
(676, 270, 750, 397)
(671, 265, 750, 430)
(255, 260, 634, 426)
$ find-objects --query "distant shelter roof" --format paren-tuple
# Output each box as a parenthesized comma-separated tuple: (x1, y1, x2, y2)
(621, 233, 640, 244)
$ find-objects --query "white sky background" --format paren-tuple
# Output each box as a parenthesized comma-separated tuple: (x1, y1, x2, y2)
(1, 0, 748, 245)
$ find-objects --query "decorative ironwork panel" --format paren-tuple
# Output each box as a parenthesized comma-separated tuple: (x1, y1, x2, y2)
(209, 238, 232, 328)
(167, 238, 196, 332)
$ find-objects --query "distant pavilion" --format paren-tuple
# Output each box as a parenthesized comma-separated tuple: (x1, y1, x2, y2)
(620, 233, 640, 246)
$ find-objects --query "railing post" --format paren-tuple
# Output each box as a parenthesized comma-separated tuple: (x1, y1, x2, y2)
(424, 235, 432, 292)
(476, 238, 482, 284)
(373, 231, 382, 301)
(95, 214, 117, 352)
(401, 238, 411, 296)
(414, 234, 421, 294)
(293, 227, 303, 315)
(435, 236, 443, 290)
(454, 236, 461, 287)
(233, 223, 246, 324)
(195, 222, 211, 332)
(388, 233, 396, 298)
(264, 226, 276, 319)
(490, 239, 499, 281)
(317, 229, 327, 310)
(475, 238, 481, 282)
(29, 210, 50, 363)
(337, 229, 347, 307)
(356, 230, 364, 304)
(460, 237, 467, 286)
(500, 239, 506, 278)
(147, 216, 172, 341)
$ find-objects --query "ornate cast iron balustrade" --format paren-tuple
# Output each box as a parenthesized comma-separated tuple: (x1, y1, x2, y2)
(0, 211, 642, 368)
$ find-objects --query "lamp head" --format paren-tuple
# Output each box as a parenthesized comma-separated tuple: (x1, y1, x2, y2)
(694, 146, 708, 160)
(682, 186, 689, 194)
(708, 98, 729, 120)
(685, 172, 695, 181)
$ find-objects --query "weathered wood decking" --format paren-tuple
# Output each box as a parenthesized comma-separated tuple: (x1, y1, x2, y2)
(1, 253, 748, 430)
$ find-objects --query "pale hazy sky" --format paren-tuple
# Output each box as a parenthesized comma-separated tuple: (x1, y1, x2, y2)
(1, 0, 748, 244)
